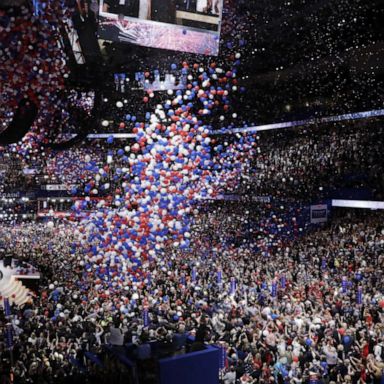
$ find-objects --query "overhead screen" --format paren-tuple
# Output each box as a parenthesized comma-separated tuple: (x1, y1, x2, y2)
(98, 0, 223, 55)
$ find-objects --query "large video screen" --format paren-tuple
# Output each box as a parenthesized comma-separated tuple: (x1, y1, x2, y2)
(98, 0, 223, 55)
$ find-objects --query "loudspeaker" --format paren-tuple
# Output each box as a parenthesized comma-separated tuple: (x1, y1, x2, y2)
(0, 97, 38, 146)
(3, 256, 12, 267)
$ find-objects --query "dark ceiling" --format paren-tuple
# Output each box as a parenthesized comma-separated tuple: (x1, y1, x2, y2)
(234, 0, 384, 121)
(81, 0, 384, 126)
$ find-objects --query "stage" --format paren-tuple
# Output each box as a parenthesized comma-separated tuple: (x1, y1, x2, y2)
(0, 258, 40, 307)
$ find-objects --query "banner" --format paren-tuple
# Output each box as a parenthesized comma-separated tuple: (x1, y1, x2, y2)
(310, 204, 328, 224)
(332, 199, 384, 210)
(37, 211, 72, 218)
(42, 184, 75, 191)
(230, 277, 236, 295)
(143, 307, 149, 327)
(197, 194, 271, 203)
(3, 298, 11, 317)
(5, 324, 13, 349)
(356, 286, 363, 304)
(0, 192, 22, 199)
(220, 345, 227, 369)
(133, 70, 188, 92)
(23, 168, 37, 175)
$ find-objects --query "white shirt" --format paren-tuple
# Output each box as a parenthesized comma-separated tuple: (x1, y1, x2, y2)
(223, 371, 236, 384)
(374, 344, 382, 361)
(109, 326, 124, 346)
(324, 347, 338, 365)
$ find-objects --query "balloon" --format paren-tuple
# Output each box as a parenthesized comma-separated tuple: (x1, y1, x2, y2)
(343, 336, 351, 344)
(132, 293, 139, 300)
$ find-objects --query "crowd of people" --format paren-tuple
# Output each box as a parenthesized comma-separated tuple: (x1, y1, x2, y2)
(0, 206, 383, 383)
(0, 153, 32, 193)
(2, 118, 380, 203)
(0, 119, 382, 231)
(0, 2, 383, 384)
(232, 120, 384, 201)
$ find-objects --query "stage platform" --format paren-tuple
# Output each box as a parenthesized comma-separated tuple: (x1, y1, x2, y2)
(0, 259, 40, 307)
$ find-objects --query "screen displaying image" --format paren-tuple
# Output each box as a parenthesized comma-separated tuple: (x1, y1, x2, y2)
(98, 0, 223, 55)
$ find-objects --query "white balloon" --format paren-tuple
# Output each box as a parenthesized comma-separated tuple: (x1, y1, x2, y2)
(132, 293, 139, 300)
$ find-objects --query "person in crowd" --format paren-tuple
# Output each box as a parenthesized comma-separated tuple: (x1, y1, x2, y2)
(0, 207, 383, 383)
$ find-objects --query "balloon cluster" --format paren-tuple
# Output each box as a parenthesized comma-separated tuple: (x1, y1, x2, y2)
(0, 2, 69, 154)
(72, 58, 258, 290)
